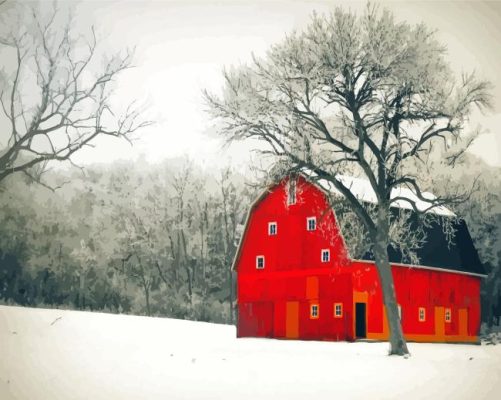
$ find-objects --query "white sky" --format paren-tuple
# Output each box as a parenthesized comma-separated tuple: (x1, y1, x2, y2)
(33, 0, 501, 169)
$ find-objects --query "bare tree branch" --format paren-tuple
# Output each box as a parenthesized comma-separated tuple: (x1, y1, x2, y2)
(0, 3, 151, 186)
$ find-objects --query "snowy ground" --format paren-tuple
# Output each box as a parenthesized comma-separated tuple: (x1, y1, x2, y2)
(1, 305, 500, 400)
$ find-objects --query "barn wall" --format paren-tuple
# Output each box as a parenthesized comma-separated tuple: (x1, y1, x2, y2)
(237, 177, 353, 341)
(237, 176, 349, 276)
(351, 261, 481, 342)
(238, 270, 353, 340)
(236, 176, 482, 343)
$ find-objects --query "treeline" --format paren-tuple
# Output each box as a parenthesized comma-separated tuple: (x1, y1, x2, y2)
(0, 159, 256, 324)
(0, 155, 500, 328)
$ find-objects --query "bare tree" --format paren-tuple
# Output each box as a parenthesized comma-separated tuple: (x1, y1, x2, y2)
(71, 239, 98, 310)
(118, 210, 158, 317)
(218, 167, 240, 324)
(171, 161, 194, 302)
(0, 3, 150, 185)
(191, 178, 209, 289)
(205, 5, 492, 355)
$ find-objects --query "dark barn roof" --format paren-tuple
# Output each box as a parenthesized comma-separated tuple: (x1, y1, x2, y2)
(360, 208, 486, 276)
(299, 170, 486, 277)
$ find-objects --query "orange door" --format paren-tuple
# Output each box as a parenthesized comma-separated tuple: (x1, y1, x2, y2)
(434, 306, 445, 340)
(286, 301, 299, 339)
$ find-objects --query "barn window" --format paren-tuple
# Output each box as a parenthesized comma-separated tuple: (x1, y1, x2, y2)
(445, 308, 451, 323)
(268, 222, 277, 236)
(419, 307, 426, 322)
(256, 256, 265, 269)
(287, 178, 297, 205)
(398, 304, 402, 321)
(310, 304, 319, 319)
(307, 217, 316, 231)
(334, 303, 343, 318)
(321, 249, 330, 262)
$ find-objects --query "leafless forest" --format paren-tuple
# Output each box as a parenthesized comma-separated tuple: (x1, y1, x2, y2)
(0, 154, 499, 328)
(0, 158, 258, 323)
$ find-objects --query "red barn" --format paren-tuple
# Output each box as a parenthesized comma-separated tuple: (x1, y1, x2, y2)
(233, 173, 486, 343)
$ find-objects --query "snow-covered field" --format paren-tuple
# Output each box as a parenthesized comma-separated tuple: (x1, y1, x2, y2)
(1, 305, 500, 400)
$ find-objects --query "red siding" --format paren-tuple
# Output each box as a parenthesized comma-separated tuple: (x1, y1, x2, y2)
(236, 176, 482, 343)
(351, 261, 481, 342)
(237, 302, 274, 338)
(237, 176, 348, 276)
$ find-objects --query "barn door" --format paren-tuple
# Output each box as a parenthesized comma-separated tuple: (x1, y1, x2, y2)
(434, 306, 445, 340)
(286, 301, 299, 339)
(355, 302, 367, 338)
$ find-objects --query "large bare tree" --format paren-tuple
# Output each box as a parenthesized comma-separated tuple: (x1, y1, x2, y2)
(204, 6, 492, 355)
(0, 2, 149, 185)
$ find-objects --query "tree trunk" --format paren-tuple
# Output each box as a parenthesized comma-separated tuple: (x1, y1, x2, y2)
(79, 271, 86, 310)
(200, 222, 205, 290)
(180, 230, 193, 303)
(168, 234, 179, 286)
(137, 257, 151, 316)
(372, 212, 410, 356)
(155, 260, 170, 291)
(186, 265, 193, 302)
(485, 279, 494, 329)
(228, 263, 234, 324)
(144, 284, 151, 316)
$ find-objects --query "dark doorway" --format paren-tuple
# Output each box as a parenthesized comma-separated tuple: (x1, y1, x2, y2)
(355, 302, 367, 338)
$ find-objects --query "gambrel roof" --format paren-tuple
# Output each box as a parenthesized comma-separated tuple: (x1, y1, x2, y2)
(232, 172, 486, 277)
(301, 169, 455, 216)
(359, 208, 485, 277)
(301, 170, 485, 276)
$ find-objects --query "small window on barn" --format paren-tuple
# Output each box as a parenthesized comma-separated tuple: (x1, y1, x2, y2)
(268, 222, 277, 236)
(419, 307, 426, 322)
(398, 304, 402, 321)
(310, 304, 319, 319)
(287, 178, 297, 205)
(445, 308, 451, 323)
(334, 303, 343, 318)
(256, 256, 265, 269)
(321, 249, 330, 263)
(307, 217, 316, 231)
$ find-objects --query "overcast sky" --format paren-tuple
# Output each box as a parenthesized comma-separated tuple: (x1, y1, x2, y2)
(40, 0, 501, 169)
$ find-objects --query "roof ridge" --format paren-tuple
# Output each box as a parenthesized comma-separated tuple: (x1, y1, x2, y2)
(299, 169, 455, 217)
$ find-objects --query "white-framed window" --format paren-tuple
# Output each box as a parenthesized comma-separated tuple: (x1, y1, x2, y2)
(256, 255, 265, 269)
(268, 222, 277, 236)
(310, 303, 319, 319)
(306, 216, 316, 231)
(334, 303, 343, 318)
(321, 249, 330, 263)
(398, 304, 402, 321)
(419, 307, 426, 322)
(445, 308, 451, 323)
(287, 178, 297, 205)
